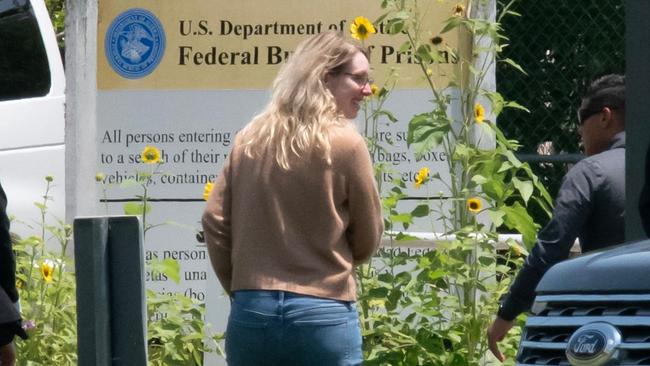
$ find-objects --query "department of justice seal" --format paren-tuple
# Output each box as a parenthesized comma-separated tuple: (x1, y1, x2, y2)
(105, 8, 166, 79)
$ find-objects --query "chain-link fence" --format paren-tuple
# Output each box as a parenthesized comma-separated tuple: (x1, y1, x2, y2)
(496, 0, 624, 215)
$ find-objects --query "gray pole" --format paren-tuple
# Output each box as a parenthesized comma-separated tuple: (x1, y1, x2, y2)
(74, 216, 148, 366)
(74, 218, 111, 366)
(626, 0, 650, 240)
(65, 0, 100, 223)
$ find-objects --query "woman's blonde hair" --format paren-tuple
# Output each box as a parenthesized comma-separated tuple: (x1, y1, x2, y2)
(239, 31, 367, 170)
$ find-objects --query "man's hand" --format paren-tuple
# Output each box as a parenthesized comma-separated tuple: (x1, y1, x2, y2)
(487, 316, 514, 362)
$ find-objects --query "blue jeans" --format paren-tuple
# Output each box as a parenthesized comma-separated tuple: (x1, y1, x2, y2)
(225, 290, 363, 366)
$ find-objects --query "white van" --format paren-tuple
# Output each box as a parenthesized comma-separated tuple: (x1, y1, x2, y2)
(0, 0, 65, 236)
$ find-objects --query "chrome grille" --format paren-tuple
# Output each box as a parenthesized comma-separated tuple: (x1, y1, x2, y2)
(516, 294, 650, 365)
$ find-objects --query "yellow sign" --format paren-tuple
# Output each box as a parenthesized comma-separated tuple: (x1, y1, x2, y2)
(98, 0, 467, 89)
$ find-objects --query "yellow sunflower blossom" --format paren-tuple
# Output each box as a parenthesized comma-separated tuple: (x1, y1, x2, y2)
(453, 3, 465, 17)
(370, 83, 379, 97)
(414, 167, 430, 189)
(350, 16, 376, 41)
(141, 145, 161, 164)
(203, 181, 215, 201)
(474, 103, 485, 123)
(467, 197, 482, 213)
(40, 261, 54, 283)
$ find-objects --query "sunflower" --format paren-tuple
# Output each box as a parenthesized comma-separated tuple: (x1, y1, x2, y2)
(370, 83, 379, 97)
(453, 3, 465, 17)
(430, 36, 443, 46)
(40, 261, 54, 283)
(203, 181, 215, 201)
(141, 146, 161, 164)
(474, 103, 485, 123)
(350, 16, 376, 41)
(414, 167, 430, 188)
(467, 197, 482, 213)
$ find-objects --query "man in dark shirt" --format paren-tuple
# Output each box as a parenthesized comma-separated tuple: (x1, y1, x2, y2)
(487, 74, 626, 362)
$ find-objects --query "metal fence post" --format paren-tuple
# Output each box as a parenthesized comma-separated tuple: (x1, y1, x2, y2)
(74, 217, 111, 366)
(73, 216, 148, 366)
(107, 216, 148, 364)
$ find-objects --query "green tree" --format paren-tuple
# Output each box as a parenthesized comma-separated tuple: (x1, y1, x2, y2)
(45, 0, 65, 48)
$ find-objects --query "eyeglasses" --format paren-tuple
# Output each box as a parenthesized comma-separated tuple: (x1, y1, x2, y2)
(344, 72, 373, 87)
(576, 106, 618, 125)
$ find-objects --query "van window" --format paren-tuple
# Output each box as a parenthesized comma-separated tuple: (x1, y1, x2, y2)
(0, 0, 51, 101)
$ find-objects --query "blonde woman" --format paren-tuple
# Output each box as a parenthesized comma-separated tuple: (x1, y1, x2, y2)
(202, 31, 383, 365)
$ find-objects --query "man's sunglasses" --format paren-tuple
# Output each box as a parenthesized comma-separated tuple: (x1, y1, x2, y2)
(576, 106, 618, 125)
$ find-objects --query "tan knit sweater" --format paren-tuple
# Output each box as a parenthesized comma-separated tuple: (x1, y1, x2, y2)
(202, 123, 383, 301)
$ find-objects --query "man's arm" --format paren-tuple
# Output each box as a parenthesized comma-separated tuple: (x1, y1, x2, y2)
(488, 159, 599, 360)
(500, 159, 598, 318)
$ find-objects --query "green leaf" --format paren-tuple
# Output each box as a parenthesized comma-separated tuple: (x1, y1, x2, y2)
(501, 202, 538, 248)
(504, 100, 531, 112)
(376, 109, 399, 123)
(487, 209, 505, 227)
(512, 177, 534, 204)
(390, 213, 413, 224)
(411, 204, 430, 217)
(440, 16, 463, 34)
(500, 57, 528, 75)
(503, 150, 523, 168)
(482, 176, 505, 201)
(407, 113, 450, 158)
(148, 260, 182, 290)
(416, 44, 433, 63)
(427, 268, 446, 281)
(388, 19, 405, 34)
(471, 174, 488, 185)
(123, 202, 151, 215)
(368, 287, 389, 298)
(398, 41, 411, 53)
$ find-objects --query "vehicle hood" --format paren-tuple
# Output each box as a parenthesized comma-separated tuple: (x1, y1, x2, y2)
(536, 239, 650, 293)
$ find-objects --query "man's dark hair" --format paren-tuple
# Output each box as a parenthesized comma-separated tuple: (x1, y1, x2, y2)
(579, 74, 625, 124)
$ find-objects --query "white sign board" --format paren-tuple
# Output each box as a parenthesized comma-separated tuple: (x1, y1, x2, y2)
(83, 0, 490, 363)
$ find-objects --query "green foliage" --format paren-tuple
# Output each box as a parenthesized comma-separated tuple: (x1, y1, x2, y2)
(147, 291, 224, 366)
(358, 245, 525, 365)
(14, 177, 77, 365)
(44, 0, 65, 47)
(357, 0, 554, 364)
(13, 177, 221, 365)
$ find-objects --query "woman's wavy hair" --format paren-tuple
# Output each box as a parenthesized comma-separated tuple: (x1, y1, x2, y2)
(239, 31, 367, 170)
